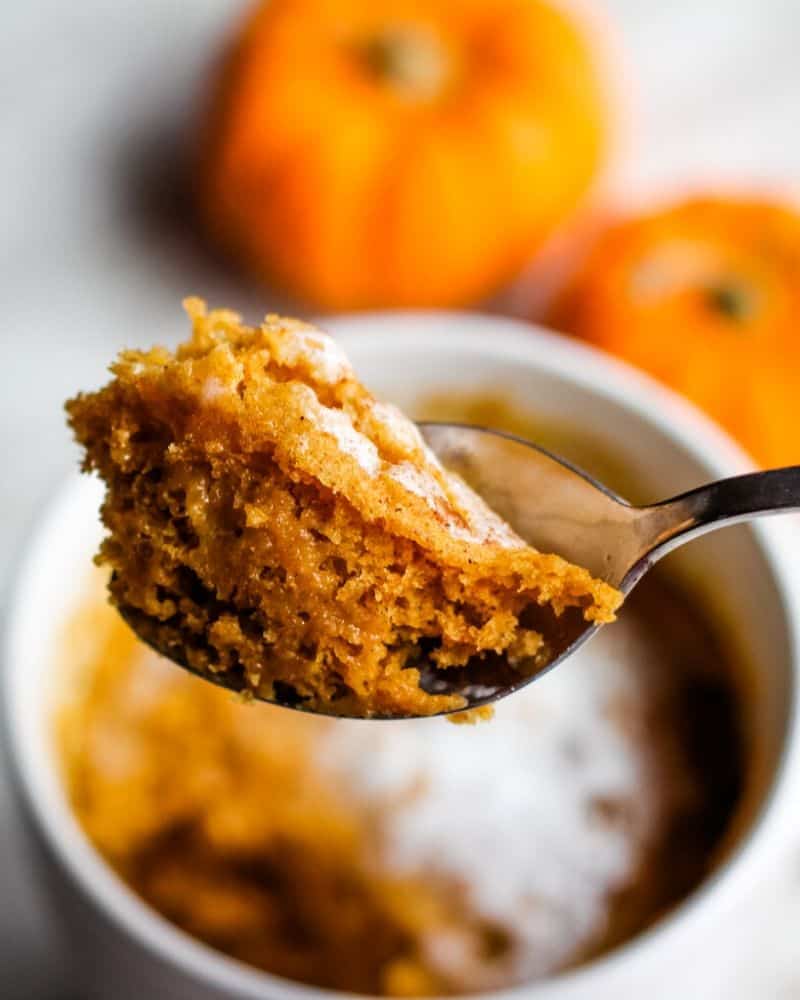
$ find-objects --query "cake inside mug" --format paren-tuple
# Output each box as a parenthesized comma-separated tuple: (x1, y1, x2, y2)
(65, 299, 620, 718)
(55, 399, 746, 997)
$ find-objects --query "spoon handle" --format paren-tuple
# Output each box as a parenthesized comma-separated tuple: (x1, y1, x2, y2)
(638, 466, 800, 566)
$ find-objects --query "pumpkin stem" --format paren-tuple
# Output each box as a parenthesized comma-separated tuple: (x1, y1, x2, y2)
(705, 281, 755, 322)
(360, 25, 449, 99)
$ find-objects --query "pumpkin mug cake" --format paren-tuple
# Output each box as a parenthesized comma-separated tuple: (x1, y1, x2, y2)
(56, 452, 744, 996)
(66, 299, 620, 718)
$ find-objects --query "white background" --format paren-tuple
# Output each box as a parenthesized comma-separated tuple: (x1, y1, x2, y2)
(2, 2, 799, 996)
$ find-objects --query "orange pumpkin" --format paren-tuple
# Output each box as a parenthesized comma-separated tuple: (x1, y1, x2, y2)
(551, 197, 800, 468)
(199, 0, 608, 310)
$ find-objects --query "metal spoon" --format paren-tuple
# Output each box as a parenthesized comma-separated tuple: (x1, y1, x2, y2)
(121, 422, 800, 718)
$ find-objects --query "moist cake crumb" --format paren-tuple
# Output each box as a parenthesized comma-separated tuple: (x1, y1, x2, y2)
(447, 706, 496, 725)
(65, 298, 621, 717)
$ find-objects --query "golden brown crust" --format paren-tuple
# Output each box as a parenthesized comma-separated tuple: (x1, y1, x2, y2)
(66, 299, 620, 716)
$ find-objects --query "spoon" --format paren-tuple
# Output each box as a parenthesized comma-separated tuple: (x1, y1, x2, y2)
(121, 422, 800, 718)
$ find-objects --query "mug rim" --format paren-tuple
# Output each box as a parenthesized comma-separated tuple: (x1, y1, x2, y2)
(4, 310, 799, 999)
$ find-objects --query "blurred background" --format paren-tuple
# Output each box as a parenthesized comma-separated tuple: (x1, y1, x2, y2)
(3, 1, 800, 996)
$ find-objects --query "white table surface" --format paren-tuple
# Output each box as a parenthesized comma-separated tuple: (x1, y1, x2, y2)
(1, 2, 799, 996)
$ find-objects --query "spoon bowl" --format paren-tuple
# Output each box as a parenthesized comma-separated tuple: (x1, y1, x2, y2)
(122, 421, 800, 718)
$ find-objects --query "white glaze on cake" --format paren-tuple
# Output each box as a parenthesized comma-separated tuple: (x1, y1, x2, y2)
(266, 320, 353, 384)
(317, 611, 699, 989)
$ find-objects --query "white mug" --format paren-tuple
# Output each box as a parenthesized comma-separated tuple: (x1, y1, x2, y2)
(4, 312, 799, 999)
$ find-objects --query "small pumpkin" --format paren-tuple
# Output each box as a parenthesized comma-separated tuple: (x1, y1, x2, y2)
(551, 197, 800, 468)
(199, 0, 608, 310)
